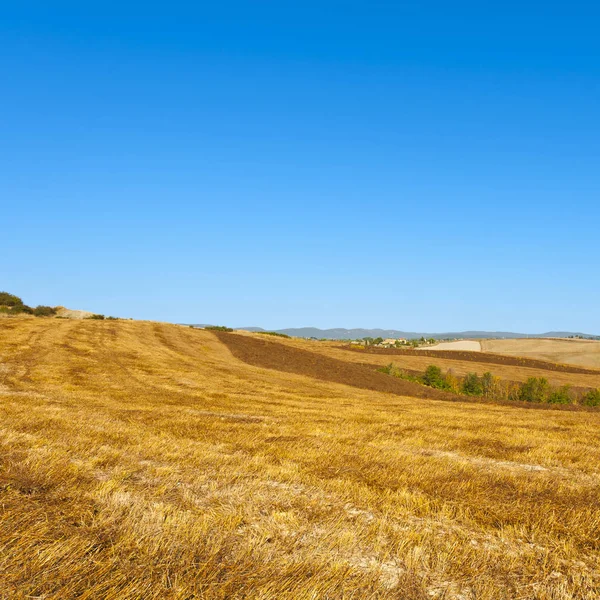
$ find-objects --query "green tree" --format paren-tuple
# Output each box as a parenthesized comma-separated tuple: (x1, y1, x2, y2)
(0, 292, 25, 307)
(423, 365, 450, 390)
(461, 373, 483, 396)
(582, 389, 600, 407)
(32, 305, 57, 317)
(519, 377, 550, 403)
(481, 372, 495, 397)
(547, 385, 572, 404)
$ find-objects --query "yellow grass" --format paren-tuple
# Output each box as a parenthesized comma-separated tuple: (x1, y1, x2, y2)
(483, 338, 600, 369)
(249, 332, 600, 388)
(1, 318, 600, 599)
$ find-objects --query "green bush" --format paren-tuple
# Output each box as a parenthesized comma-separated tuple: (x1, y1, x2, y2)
(32, 305, 57, 317)
(0, 292, 24, 307)
(582, 389, 600, 407)
(481, 372, 495, 397)
(461, 373, 483, 396)
(547, 385, 573, 404)
(87, 314, 105, 320)
(519, 377, 550, 403)
(204, 325, 233, 332)
(423, 365, 450, 390)
(377, 363, 420, 382)
(1, 304, 31, 314)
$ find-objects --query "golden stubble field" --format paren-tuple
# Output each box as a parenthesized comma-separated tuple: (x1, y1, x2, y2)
(482, 338, 600, 369)
(1, 318, 600, 599)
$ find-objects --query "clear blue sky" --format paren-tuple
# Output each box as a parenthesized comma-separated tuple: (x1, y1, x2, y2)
(2, 2, 599, 332)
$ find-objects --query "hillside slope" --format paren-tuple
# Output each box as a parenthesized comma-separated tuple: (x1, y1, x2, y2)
(482, 337, 600, 369)
(235, 326, 599, 340)
(1, 318, 600, 599)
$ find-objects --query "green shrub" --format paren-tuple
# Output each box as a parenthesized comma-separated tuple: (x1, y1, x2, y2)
(377, 363, 420, 382)
(423, 365, 450, 390)
(87, 314, 105, 320)
(481, 372, 495, 397)
(204, 325, 233, 332)
(462, 373, 483, 396)
(0, 292, 24, 307)
(378, 363, 392, 375)
(519, 377, 550, 403)
(582, 389, 600, 407)
(547, 385, 573, 404)
(33, 305, 57, 317)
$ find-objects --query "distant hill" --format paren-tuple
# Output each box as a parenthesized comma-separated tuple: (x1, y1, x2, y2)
(217, 326, 600, 340)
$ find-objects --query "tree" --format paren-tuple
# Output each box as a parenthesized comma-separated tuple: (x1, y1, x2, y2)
(481, 372, 495, 397)
(582, 389, 600, 407)
(32, 305, 57, 317)
(444, 369, 460, 393)
(0, 292, 24, 307)
(462, 373, 483, 396)
(423, 365, 450, 390)
(547, 385, 572, 404)
(519, 377, 550, 403)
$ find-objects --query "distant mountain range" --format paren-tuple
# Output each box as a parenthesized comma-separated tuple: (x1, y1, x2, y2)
(188, 325, 599, 340)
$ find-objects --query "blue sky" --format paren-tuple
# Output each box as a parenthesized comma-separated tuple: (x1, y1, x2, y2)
(2, 2, 599, 332)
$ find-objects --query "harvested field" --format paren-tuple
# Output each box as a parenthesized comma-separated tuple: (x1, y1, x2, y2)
(419, 340, 481, 352)
(1, 318, 600, 599)
(217, 332, 595, 410)
(214, 331, 463, 403)
(342, 344, 600, 375)
(483, 337, 600, 369)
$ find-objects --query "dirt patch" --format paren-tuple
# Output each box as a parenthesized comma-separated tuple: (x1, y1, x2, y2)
(215, 332, 463, 403)
(341, 345, 600, 375)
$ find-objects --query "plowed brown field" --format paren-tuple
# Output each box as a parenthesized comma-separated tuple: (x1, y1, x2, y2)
(214, 331, 463, 402)
(342, 345, 600, 374)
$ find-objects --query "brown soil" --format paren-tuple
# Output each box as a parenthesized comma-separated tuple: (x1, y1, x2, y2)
(214, 333, 592, 410)
(341, 346, 600, 375)
(215, 332, 463, 402)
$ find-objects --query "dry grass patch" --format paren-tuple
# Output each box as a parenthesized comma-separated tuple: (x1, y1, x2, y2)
(0, 319, 599, 599)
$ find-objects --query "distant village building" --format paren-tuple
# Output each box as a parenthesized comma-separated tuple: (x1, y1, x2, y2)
(379, 338, 407, 347)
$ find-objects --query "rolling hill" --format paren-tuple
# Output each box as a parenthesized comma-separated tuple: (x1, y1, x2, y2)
(225, 326, 600, 340)
(1, 317, 600, 598)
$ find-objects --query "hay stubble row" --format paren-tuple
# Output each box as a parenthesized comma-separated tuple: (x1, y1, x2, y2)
(1, 318, 599, 599)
